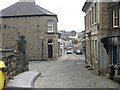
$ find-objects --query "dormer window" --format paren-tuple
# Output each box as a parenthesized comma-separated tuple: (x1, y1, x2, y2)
(47, 20, 53, 32)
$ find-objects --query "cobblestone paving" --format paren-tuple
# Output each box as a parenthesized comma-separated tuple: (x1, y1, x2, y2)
(29, 54, 119, 88)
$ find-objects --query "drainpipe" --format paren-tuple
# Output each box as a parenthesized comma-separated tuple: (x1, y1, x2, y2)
(42, 40, 44, 60)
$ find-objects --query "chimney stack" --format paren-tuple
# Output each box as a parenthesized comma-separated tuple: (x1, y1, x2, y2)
(20, 0, 35, 4)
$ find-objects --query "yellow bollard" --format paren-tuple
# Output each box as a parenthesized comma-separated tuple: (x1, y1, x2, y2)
(0, 61, 6, 90)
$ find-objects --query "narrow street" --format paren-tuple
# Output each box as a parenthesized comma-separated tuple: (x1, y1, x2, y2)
(29, 54, 119, 88)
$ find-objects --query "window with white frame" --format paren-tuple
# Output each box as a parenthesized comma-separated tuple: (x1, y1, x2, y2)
(47, 20, 53, 32)
(113, 9, 119, 27)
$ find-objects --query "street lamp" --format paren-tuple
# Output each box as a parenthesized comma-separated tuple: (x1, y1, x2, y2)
(39, 37, 46, 60)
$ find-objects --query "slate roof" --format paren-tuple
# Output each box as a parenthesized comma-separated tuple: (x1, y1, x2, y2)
(0, 1, 57, 17)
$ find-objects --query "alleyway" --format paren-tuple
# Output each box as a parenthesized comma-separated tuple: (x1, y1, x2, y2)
(29, 54, 119, 88)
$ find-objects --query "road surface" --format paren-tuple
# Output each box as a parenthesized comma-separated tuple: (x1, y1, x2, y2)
(29, 54, 119, 88)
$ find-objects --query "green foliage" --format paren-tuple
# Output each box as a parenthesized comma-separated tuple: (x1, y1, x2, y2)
(72, 39, 78, 44)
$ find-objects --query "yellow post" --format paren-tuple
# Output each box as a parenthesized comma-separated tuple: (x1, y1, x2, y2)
(0, 61, 6, 90)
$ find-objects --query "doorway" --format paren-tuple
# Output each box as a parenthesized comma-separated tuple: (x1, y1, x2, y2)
(112, 46, 118, 64)
(48, 39, 53, 58)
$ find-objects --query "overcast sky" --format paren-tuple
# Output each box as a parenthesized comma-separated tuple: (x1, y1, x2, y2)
(0, 0, 85, 32)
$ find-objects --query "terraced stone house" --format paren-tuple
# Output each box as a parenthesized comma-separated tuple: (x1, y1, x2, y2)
(0, 0, 58, 60)
(82, 0, 120, 75)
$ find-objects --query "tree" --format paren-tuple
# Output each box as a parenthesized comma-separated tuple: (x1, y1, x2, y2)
(72, 39, 78, 44)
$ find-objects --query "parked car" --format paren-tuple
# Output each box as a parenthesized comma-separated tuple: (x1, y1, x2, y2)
(76, 50, 82, 55)
(66, 50, 72, 54)
(67, 46, 72, 50)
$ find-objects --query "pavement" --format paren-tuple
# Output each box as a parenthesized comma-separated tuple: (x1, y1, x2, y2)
(6, 71, 41, 88)
(6, 54, 67, 88)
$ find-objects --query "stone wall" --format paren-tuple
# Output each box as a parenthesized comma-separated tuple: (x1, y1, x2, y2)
(0, 49, 29, 84)
(1, 16, 58, 60)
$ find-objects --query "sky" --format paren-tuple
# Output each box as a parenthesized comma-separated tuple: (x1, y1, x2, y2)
(0, 0, 85, 32)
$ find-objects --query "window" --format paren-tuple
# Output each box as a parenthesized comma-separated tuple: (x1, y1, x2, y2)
(85, 16, 87, 29)
(119, 8, 120, 27)
(87, 14, 89, 28)
(86, 14, 88, 28)
(88, 12, 90, 27)
(92, 7, 94, 25)
(47, 20, 53, 32)
(119, 37, 120, 63)
(90, 10, 92, 26)
(95, 40, 97, 61)
(94, 3, 97, 23)
(91, 40, 94, 59)
(113, 9, 119, 27)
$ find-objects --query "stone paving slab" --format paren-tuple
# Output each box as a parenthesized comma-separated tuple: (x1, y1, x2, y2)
(6, 71, 41, 88)
(33, 54, 119, 88)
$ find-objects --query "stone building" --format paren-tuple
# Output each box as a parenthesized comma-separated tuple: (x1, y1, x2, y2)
(82, 1, 110, 75)
(0, 0, 58, 60)
(102, 1, 120, 66)
(82, 0, 120, 75)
